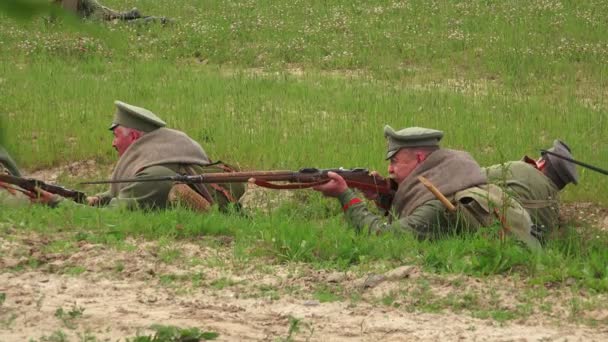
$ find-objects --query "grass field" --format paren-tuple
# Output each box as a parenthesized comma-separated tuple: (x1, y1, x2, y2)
(1, 0, 606, 202)
(1, 1, 608, 340)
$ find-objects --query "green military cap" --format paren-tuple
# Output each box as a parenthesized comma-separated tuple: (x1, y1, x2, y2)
(542, 139, 578, 189)
(109, 101, 166, 133)
(384, 125, 444, 159)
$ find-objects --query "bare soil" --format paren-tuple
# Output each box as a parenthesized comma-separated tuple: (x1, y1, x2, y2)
(561, 202, 608, 231)
(1, 234, 607, 341)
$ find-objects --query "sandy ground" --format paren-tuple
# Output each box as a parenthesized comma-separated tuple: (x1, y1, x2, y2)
(1, 235, 607, 342)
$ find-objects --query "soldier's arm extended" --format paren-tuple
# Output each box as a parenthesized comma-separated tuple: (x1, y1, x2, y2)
(338, 189, 448, 239)
(50, 165, 175, 210)
(105, 165, 176, 210)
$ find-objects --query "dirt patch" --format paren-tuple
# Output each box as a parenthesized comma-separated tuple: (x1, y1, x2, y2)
(238, 183, 298, 213)
(561, 201, 608, 230)
(25, 159, 113, 183)
(1, 234, 607, 341)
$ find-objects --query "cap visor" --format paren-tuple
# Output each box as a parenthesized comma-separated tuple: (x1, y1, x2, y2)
(386, 150, 398, 160)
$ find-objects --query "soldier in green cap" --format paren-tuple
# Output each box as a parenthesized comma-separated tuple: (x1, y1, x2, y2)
(35, 101, 243, 211)
(484, 140, 578, 242)
(313, 125, 541, 249)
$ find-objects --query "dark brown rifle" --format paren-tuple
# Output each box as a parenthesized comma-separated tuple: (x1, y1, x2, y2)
(0, 174, 88, 203)
(81, 167, 397, 197)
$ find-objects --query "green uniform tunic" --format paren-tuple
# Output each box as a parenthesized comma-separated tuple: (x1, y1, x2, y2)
(338, 190, 449, 239)
(483, 161, 560, 241)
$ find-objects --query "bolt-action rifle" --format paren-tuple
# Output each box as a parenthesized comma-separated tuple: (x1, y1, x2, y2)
(0, 174, 87, 203)
(81, 167, 397, 198)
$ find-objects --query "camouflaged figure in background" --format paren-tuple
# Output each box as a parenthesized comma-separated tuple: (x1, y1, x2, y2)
(57, 0, 169, 23)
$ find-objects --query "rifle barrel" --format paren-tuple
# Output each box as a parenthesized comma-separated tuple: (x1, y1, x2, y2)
(81, 170, 325, 185)
(541, 150, 608, 176)
(79, 169, 396, 196)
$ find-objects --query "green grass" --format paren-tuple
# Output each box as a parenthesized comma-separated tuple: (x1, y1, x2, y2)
(1, 203, 607, 295)
(0, 0, 606, 203)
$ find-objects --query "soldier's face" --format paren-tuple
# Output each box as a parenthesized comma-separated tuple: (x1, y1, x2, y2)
(388, 149, 424, 184)
(112, 126, 138, 157)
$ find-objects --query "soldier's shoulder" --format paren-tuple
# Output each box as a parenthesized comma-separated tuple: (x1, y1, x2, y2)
(136, 164, 179, 177)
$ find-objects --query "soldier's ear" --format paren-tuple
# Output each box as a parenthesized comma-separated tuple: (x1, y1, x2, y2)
(415, 152, 426, 163)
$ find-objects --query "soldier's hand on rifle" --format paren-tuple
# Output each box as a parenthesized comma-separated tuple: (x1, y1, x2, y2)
(312, 171, 348, 197)
(28, 187, 58, 206)
(359, 170, 381, 200)
(86, 196, 100, 206)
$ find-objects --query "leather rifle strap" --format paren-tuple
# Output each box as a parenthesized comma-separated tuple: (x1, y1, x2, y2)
(253, 179, 329, 189)
(183, 165, 215, 205)
(208, 183, 237, 203)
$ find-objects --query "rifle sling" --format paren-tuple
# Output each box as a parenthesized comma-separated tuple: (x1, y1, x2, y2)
(253, 179, 330, 190)
(183, 166, 216, 205)
(183, 165, 239, 204)
(208, 183, 237, 203)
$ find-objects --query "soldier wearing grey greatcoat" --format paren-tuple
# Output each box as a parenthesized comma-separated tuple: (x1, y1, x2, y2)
(335, 126, 486, 239)
(313, 125, 542, 249)
(49, 101, 244, 210)
(484, 140, 578, 241)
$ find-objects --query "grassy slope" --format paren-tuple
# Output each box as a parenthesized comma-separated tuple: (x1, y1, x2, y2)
(0, 0, 606, 203)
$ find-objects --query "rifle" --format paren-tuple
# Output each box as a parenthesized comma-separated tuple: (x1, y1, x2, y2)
(0, 174, 88, 203)
(81, 167, 397, 197)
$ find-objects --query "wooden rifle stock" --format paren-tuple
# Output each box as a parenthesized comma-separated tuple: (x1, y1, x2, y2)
(0, 174, 87, 203)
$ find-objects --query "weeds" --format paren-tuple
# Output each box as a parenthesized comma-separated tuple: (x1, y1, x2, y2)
(54, 303, 85, 329)
(126, 324, 218, 342)
(32, 330, 69, 342)
(276, 316, 313, 342)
